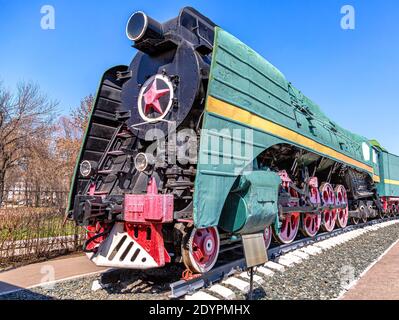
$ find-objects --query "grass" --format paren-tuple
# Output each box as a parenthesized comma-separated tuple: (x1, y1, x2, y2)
(0, 207, 82, 241)
(0, 207, 85, 270)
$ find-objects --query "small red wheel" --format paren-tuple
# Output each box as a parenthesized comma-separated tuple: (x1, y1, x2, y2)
(263, 226, 272, 250)
(273, 212, 300, 244)
(301, 213, 321, 237)
(320, 183, 336, 232)
(301, 181, 321, 237)
(85, 222, 109, 252)
(273, 171, 300, 244)
(335, 185, 348, 228)
(182, 226, 220, 274)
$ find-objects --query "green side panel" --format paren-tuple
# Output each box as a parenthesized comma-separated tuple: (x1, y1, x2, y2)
(220, 193, 247, 232)
(218, 170, 281, 234)
(377, 152, 388, 195)
(378, 151, 399, 196)
(193, 27, 378, 232)
(206, 28, 373, 169)
(194, 114, 284, 231)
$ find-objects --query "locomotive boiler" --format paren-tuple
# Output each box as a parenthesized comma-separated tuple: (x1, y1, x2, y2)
(67, 7, 399, 274)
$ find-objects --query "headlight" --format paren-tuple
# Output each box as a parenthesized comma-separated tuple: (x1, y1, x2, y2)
(134, 153, 154, 172)
(126, 11, 163, 42)
(80, 160, 97, 177)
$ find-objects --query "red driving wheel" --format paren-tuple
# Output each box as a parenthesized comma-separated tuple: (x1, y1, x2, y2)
(182, 226, 220, 273)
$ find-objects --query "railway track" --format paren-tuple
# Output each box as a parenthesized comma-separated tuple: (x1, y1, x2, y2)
(93, 215, 399, 299)
(169, 216, 399, 299)
(2, 216, 398, 300)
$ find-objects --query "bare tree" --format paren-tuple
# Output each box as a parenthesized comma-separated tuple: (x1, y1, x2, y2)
(71, 94, 94, 139)
(54, 95, 94, 189)
(0, 81, 57, 204)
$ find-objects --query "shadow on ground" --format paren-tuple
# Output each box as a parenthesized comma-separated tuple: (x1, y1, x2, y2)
(100, 264, 185, 295)
(0, 281, 54, 300)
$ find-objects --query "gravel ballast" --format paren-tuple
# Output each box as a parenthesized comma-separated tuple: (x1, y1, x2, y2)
(0, 265, 184, 300)
(256, 222, 399, 300)
(1, 221, 399, 300)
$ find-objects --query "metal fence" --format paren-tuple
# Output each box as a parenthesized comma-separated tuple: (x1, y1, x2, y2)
(0, 190, 86, 269)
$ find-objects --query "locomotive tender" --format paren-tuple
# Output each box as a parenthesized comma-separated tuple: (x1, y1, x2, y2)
(67, 7, 399, 273)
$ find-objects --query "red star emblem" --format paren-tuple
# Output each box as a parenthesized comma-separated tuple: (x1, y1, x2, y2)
(143, 80, 170, 115)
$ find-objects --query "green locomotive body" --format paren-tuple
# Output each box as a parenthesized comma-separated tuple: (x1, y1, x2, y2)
(372, 140, 399, 213)
(378, 151, 399, 197)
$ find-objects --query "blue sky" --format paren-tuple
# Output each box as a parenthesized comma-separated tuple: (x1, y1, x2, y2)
(0, 0, 398, 154)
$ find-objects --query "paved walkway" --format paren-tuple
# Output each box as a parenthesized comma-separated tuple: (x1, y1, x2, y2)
(0, 253, 108, 295)
(343, 241, 399, 300)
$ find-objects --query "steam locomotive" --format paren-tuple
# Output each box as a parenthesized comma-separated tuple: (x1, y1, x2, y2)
(67, 7, 399, 274)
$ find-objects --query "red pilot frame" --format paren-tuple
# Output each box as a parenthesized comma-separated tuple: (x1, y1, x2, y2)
(86, 178, 174, 269)
(123, 177, 174, 267)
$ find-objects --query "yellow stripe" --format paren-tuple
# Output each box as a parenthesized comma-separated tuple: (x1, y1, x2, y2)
(385, 179, 399, 186)
(207, 96, 374, 173)
(373, 175, 381, 183)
